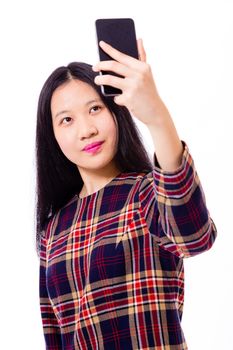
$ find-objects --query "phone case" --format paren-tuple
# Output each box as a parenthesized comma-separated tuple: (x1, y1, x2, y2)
(95, 18, 138, 96)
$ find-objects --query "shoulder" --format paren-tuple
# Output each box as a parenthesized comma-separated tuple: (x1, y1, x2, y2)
(41, 195, 78, 241)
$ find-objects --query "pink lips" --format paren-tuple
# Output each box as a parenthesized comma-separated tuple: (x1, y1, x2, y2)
(82, 141, 104, 152)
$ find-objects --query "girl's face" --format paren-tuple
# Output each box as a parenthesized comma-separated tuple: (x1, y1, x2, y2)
(51, 79, 119, 175)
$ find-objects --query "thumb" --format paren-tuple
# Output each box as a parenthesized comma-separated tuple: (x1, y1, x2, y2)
(137, 38, 147, 62)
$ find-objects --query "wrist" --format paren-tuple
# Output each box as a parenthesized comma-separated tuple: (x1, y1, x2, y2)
(144, 98, 171, 127)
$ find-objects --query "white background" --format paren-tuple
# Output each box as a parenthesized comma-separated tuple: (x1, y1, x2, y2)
(0, 0, 232, 349)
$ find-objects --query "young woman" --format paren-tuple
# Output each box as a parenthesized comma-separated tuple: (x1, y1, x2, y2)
(36, 39, 217, 349)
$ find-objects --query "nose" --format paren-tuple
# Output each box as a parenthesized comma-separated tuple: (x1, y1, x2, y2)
(78, 116, 98, 140)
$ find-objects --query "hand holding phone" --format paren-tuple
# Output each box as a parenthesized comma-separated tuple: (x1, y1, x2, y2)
(94, 21, 164, 127)
(95, 18, 138, 96)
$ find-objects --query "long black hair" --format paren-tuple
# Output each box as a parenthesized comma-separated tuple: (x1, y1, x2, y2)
(35, 62, 153, 250)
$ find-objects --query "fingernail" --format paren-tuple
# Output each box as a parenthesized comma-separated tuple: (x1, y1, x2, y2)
(94, 76, 99, 84)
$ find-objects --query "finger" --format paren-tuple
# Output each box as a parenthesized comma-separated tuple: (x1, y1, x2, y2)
(92, 60, 131, 78)
(114, 94, 125, 106)
(98, 41, 140, 69)
(137, 38, 147, 62)
(94, 73, 125, 90)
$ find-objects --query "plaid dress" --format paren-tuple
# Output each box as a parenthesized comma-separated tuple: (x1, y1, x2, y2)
(39, 141, 217, 349)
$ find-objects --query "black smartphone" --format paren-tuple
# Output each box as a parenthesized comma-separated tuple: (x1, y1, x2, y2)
(95, 18, 138, 96)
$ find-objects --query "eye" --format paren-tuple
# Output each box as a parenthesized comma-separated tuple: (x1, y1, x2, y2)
(61, 116, 72, 125)
(90, 105, 102, 114)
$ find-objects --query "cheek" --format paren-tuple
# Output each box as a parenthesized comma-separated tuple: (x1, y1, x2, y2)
(97, 115, 118, 140)
(109, 120, 119, 147)
(112, 127, 118, 149)
(101, 119, 118, 148)
(54, 129, 75, 157)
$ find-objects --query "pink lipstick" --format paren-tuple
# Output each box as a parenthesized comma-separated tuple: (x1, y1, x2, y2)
(82, 141, 104, 153)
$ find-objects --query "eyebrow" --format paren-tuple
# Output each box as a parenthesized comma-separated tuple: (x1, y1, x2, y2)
(54, 98, 103, 119)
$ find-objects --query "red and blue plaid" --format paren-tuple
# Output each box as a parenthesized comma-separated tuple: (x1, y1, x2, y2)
(39, 141, 217, 349)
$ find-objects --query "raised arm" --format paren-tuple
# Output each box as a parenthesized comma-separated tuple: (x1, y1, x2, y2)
(138, 140, 217, 258)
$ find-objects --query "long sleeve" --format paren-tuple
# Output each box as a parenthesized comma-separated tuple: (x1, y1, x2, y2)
(39, 227, 62, 349)
(138, 140, 217, 258)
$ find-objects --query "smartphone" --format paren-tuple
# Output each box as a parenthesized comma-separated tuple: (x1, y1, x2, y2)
(95, 18, 138, 96)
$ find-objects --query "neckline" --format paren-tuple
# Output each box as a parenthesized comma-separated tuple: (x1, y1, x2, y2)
(77, 171, 123, 200)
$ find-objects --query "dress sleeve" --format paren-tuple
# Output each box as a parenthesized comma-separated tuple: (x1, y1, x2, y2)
(138, 140, 217, 258)
(39, 223, 62, 349)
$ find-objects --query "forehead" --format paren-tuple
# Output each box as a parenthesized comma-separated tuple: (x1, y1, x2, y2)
(51, 79, 101, 112)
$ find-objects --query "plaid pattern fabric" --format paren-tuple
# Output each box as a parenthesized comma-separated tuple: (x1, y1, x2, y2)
(39, 141, 217, 350)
